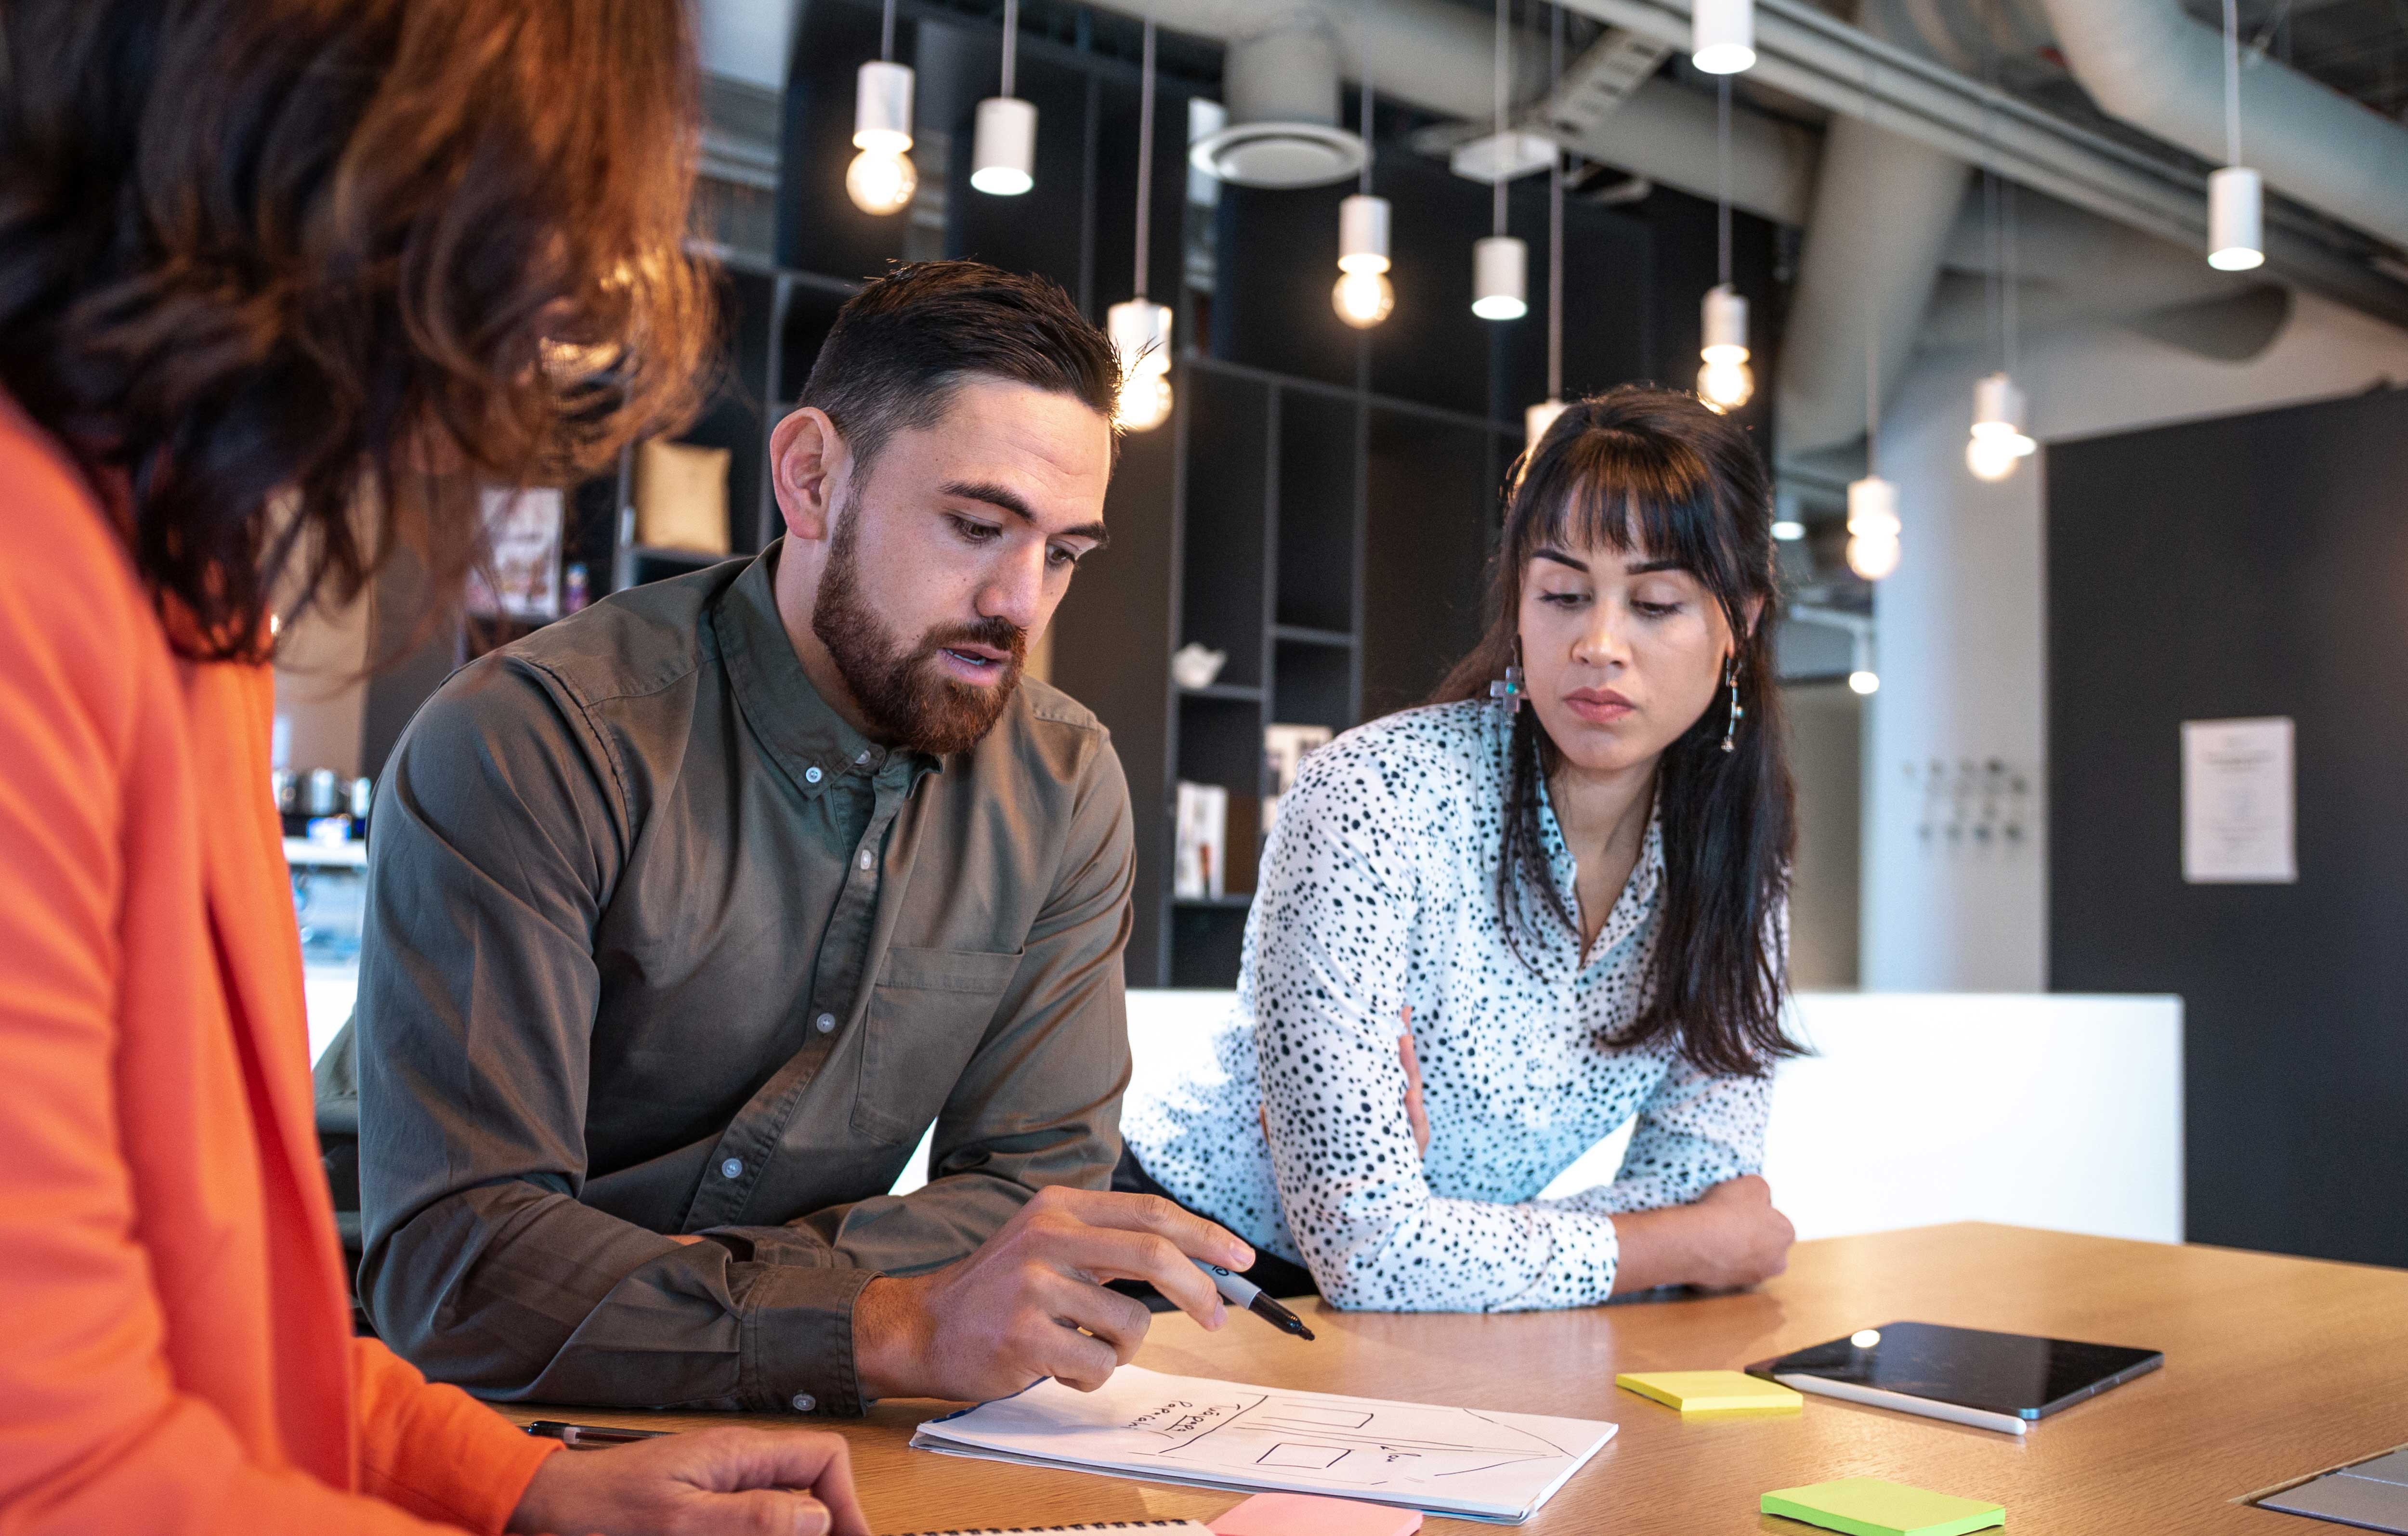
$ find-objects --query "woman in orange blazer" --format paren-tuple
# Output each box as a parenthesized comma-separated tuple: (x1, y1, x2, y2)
(0, 4, 864, 1534)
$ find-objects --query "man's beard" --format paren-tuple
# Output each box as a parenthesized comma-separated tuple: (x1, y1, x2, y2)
(810, 511, 1027, 756)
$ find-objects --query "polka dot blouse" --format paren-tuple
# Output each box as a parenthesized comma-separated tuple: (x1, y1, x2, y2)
(1124, 699, 1776, 1312)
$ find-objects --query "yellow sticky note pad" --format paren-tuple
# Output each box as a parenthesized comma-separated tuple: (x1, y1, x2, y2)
(1762, 1477, 2005, 1536)
(1614, 1370, 1804, 1415)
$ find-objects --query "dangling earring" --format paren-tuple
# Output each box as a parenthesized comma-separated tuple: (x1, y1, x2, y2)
(1490, 637, 1526, 712)
(1719, 657, 1744, 753)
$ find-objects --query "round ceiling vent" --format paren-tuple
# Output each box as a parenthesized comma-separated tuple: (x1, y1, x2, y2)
(1189, 121, 1365, 188)
(1188, 13, 1366, 190)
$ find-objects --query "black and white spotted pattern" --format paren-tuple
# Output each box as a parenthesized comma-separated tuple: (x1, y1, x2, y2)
(1125, 699, 1773, 1312)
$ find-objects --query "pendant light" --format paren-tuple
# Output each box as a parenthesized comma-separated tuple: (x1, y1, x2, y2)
(1333, 18, 1394, 328)
(1692, 0, 1755, 76)
(847, 0, 916, 216)
(1526, 4, 1567, 442)
(1695, 76, 1753, 413)
(1471, 0, 1526, 322)
(971, 0, 1035, 195)
(1847, 77, 1900, 586)
(2207, 0, 2264, 270)
(1966, 27, 2034, 481)
(1110, 22, 1174, 432)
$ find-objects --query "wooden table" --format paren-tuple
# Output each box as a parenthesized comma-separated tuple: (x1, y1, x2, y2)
(499, 1224, 2408, 1533)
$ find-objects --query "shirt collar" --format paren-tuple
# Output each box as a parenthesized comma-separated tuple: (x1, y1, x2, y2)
(710, 540, 936, 799)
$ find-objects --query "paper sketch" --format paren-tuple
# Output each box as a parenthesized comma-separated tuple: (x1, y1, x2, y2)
(910, 1366, 1616, 1522)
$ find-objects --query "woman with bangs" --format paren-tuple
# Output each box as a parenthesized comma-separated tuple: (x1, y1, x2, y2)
(1121, 386, 1803, 1313)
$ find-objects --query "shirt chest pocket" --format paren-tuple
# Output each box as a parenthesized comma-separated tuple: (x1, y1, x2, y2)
(850, 944, 1024, 1144)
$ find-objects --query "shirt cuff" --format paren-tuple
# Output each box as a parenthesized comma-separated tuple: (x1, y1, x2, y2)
(739, 1261, 879, 1417)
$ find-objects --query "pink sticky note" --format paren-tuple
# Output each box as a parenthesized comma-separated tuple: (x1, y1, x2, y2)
(1208, 1491, 1424, 1536)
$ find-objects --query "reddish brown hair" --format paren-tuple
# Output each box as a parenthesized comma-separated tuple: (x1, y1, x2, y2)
(0, 0, 713, 658)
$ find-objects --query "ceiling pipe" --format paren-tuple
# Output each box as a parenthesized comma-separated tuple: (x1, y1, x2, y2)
(1552, 0, 2408, 329)
(1775, 113, 1967, 459)
(2032, 0, 2408, 254)
(1085, 0, 1817, 224)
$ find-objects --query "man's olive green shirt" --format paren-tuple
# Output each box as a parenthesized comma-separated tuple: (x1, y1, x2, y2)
(353, 543, 1134, 1416)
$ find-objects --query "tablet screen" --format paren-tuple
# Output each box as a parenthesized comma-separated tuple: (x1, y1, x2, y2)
(1751, 1321, 2162, 1418)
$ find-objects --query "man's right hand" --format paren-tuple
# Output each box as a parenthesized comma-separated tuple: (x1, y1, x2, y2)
(852, 1185, 1255, 1404)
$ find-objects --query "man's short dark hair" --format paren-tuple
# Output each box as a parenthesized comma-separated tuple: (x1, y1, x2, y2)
(801, 261, 1121, 478)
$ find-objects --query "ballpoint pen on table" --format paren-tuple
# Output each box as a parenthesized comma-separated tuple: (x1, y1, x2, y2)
(1192, 1259, 1315, 1340)
(524, 1420, 670, 1449)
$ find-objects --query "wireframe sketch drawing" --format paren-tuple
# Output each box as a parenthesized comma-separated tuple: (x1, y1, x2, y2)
(910, 1366, 1618, 1521)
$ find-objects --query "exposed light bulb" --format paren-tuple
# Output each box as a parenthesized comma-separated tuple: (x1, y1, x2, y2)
(846, 149, 916, 215)
(1692, 0, 1756, 74)
(2207, 165, 2265, 271)
(1108, 298, 1174, 432)
(1848, 670, 1880, 695)
(1697, 356, 1755, 412)
(1333, 269, 1395, 328)
(1696, 285, 1753, 410)
(1334, 194, 1394, 328)
(850, 59, 917, 215)
(1847, 534, 1900, 580)
(1472, 235, 1527, 321)
(1771, 519, 1805, 541)
(1116, 372, 1173, 432)
(1966, 434, 2021, 482)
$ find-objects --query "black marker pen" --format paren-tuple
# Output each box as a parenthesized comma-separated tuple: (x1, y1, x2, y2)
(1191, 1259, 1315, 1341)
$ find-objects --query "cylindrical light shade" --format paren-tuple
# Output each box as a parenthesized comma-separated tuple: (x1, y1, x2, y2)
(1338, 194, 1391, 273)
(1846, 474, 1900, 538)
(854, 60, 915, 153)
(1969, 371, 2036, 475)
(2208, 165, 2265, 271)
(1472, 235, 1527, 321)
(1700, 285, 1750, 364)
(1846, 472, 1900, 580)
(970, 96, 1036, 195)
(1692, 0, 1756, 75)
(1525, 398, 1567, 445)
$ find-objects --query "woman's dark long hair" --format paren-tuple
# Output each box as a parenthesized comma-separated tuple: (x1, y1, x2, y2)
(1432, 386, 1802, 1078)
(0, 0, 713, 660)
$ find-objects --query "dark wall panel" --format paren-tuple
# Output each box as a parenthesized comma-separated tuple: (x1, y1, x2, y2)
(2048, 385, 2408, 1269)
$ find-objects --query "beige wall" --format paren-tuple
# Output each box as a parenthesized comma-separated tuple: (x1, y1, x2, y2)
(272, 593, 373, 779)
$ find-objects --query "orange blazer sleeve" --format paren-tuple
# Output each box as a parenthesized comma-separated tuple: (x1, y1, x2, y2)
(353, 1337, 561, 1531)
(0, 442, 554, 1536)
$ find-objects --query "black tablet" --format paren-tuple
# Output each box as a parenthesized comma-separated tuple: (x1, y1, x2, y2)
(1746, 1321, 2163, 1426)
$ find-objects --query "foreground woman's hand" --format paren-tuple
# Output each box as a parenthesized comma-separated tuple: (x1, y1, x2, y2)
(507, 1426, 869, 1536)
(1608, 1173, 1795, 1295)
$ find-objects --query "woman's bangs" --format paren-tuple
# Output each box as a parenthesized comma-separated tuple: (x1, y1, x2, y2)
(1520, 429, 1722, 576)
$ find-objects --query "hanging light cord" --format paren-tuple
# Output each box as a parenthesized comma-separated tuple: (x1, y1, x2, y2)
(1492, 0, 1509, 238)
(1359, 0, 1375, 196)
(1980, 0, 2001, 373)
(880, 0, 897, 62)
(1715, 75, 1733, 289)
(2003, 179, 2020, 379)
(1548, 2, 1565, 401)
(1134, 19, 1156, 302)
(2222, 0, 2242, 167)
(1000, 0, 1018, 98)
(1863, 59, 1881, 476)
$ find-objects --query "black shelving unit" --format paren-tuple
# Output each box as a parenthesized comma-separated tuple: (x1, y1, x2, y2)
(1051, 351, 1518, 989)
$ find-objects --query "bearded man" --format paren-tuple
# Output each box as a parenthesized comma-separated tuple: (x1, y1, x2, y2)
(347, 263, 1254, 1417)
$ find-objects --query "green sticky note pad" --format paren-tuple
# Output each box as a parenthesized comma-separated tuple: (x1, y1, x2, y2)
(1614, 1370, 1803, 1414)
(1761, 1477, 2005, 1536)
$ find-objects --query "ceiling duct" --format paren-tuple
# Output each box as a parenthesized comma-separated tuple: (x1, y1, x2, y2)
(1188, 11, 1366, 188)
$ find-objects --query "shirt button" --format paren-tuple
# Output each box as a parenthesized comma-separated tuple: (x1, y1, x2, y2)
(720, 1157, 744, 1179)
(857, 849, 873, 871)
(815, 1012, 837, 1033)
(804, 766, 823, 784)
(791, 1393, 817, 1413)
(855, 750, 871, 765)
